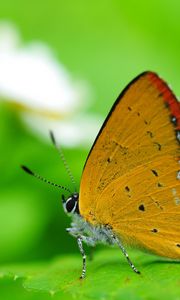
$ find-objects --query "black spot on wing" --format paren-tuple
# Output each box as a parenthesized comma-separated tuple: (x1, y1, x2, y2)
(147, 131, 153, 138)
(154, 142, 162, 151)
(158, 92, 164, 98)
(139, 204, 145, 211)
(155, 200, 163, 210)
(151, 169, 158, 177)
(125, 186, 130, 192)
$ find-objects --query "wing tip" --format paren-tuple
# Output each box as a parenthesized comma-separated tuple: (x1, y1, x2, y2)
(146, 72, 180, 129)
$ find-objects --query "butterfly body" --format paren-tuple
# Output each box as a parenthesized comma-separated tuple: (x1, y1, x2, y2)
(67, 213, 115, 247)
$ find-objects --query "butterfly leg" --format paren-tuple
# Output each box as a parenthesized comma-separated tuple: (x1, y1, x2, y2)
(77, 236, 86, 279)
(113, 235, 141, 274)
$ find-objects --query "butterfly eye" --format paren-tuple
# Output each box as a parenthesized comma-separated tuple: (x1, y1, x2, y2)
(64, 194, 79, 214)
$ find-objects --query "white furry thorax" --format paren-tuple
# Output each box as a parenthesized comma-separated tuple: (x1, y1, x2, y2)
(66, 213, 115, 247)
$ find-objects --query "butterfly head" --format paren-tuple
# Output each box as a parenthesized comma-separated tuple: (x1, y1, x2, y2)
(62, 192, 79, 215)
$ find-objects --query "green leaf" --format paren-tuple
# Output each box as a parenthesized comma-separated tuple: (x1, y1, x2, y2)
(0, 249, 179, 300)
(0, 277, 57, 300)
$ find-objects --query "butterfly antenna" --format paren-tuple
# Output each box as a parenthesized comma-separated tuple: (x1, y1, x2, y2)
(21, 165, 72, 193)
(49, 130, 77, 192)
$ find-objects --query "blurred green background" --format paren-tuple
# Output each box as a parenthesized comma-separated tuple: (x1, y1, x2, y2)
(0, 1, 180, 299)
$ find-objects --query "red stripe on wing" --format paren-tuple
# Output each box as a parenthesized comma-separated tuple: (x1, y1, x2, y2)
(148, 72, 180, 130)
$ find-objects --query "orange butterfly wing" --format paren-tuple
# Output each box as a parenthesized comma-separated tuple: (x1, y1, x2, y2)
(79, 72, 180, 259)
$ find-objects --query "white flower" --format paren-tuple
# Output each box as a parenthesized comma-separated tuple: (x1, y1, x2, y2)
(0, 21, 102, 147)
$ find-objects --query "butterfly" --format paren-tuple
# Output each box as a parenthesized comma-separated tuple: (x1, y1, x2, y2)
(22, 71, 180, 279)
